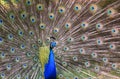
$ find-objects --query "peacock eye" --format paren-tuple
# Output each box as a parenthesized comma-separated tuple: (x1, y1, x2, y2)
(102, 57, 108, 63)
(62, 62, 67, 67)
(24, 76, 29, 79)
(90, 6, 95, 11)
(85, 61, 90, 67)
(96, 23, 103, 30)
(9, 13, 15, 21)
(20, 44, 26, 49)
(37, 4, 44, 11)
(109, 44, 116, 50)
(39, 23, 46, 30)
(15, 57, 20, 62)
(10, 47, 15, 53)
(26, 0, 32, 6)
(67, 37, 74, 43)
(0, 73, 5, 78)
(73, 56, 78, 61)
(0, 37, 3, 44)
(22, 63, 28, 69)
(8, 34, 13, 40)
(91, 52, 97, 58)
(91, 6, 94, 10)
(32, 44, 37, 49)
(74, 4, 81, 12)
(97, 40, 101, 44)
(58, 6, 65, 14)
(81, 35, 88, 41)
(18, 30, 24, 37)
(38, 39, 42, 44)
(20, 11, 27, 19)
(75, 6, 78, 10)
(96, 38, 103, 45)
(29, 31, 34, 36)
(94, 66, 100, 72)
(112, 29, 115, 32)
(79, 48, 85, 54)
(79, 48, 86, 54)
(6, 64, 11, 70)
(53, 28, 59, 34)
(0, 52, 5, 59)
(112, 63, 117, 69)
(89, 4, 98, 13)
(33, 56, 38, 62)
(65, 23, 71, 29)
(107, 8, 116, 17)
(48, 13, 54, 20)
(81, 22, 89, 29)
(74, 76, 78, 79)
(107, 9, 112, 15)
(59, 74, 63, 78)
(46, 37, 50, 43)
(16, 74, 21, 79)
(30, 16, 36, 23)
(26, 52, 31, 57)
(56, 55, 61, 59)
(0, 19, 3, 26)
(63, 46, 69, 51)
(111, 28, 119, 36)
(108, 10, 112, 14)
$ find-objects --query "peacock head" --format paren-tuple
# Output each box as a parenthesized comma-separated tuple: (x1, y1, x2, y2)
(50, 37, 57, 49)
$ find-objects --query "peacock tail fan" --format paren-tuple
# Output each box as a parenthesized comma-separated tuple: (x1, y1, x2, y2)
(0, 0, 120, 79)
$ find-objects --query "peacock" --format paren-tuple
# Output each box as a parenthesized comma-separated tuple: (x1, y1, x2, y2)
(0, 0, 120, 79)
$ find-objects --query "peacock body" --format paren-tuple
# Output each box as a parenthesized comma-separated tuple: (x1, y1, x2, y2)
(0, 0, 120, 79)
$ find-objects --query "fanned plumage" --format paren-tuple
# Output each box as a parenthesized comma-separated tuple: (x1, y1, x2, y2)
(0, 0, 120, 79)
